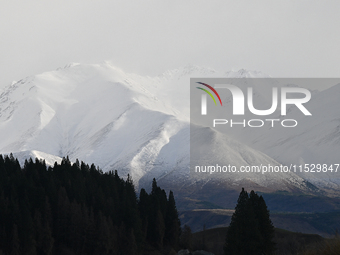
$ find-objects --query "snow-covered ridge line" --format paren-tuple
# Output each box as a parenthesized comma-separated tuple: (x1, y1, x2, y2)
(0, 63, 338, 193)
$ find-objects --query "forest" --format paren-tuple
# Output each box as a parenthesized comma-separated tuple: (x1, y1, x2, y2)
(0, 154, 181, 255)
(1, 153, 339, 255)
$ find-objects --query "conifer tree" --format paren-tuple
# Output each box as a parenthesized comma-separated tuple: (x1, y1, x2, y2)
(224, 188, 274, 255)
(10, 224, 20, 255)
(252, 192, 275, 254)
(165, 190, 181, 248)
(180, 225, 192, 250)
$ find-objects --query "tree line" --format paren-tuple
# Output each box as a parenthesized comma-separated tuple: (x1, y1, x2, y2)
(0, 154, 181, 255)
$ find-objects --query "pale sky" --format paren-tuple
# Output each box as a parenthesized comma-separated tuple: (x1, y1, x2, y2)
(1, 0, 340, 89)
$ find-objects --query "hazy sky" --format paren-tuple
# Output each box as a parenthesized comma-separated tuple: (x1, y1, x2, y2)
(1, 0, 340, 88)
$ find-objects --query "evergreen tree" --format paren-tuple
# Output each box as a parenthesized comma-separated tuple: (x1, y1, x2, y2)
(138, 188, 150, 240)
(10, 224, 20, 255)
(250, 191, 275, 254)
(224, 188, 274, 255)
(126, 229, 138, 255)
(148, 179, 167, 249)
(154, 210, 165, 249)
(164, 190, 181, 249)
(179, 225, 192, 250)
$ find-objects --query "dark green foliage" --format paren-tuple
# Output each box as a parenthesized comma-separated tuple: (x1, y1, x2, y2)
(179, 225, 192, 250)
(191, 227, 323, 255)
(224, 188, 275, 255)
(138, 179, 181, 251)
(164, 191, 181, 249)
(249, 191, 276, 254)
(0, 154, 181, 255)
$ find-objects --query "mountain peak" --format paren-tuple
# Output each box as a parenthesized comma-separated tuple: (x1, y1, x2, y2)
(225, 69, 270, 78)
(1, 63, 339, 194)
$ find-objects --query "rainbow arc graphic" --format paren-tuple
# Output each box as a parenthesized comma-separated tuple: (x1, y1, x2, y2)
(196, 82, 222, 106)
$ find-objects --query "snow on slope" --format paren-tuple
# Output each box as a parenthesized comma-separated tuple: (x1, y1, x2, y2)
(139, 123, 308, 193)
(190, 76, 340, 190)
(247, 82, 340, 189)
(10, 150, 63, 166)
(0, 63, 338, 193)
(0, 63, 191, 184)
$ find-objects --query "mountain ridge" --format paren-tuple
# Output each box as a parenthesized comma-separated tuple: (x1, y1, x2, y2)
(0, 63, 338, 197)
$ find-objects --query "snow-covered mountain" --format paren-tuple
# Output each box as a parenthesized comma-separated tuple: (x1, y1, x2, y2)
(0, 63, 190, 183)
(244, 82, 340, 190)
(0, 63, 339, 197)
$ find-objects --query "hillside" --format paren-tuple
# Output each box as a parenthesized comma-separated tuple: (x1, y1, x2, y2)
(1, 63, 339, 215)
